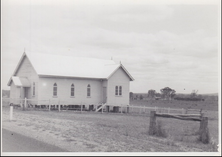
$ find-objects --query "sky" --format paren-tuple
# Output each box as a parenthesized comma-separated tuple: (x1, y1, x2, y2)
(1, 0, 221, 94)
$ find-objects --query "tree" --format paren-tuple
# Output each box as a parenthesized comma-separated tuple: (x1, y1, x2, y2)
(155, 92, 161, 97)
(191, 90, 198, 98)
(140, 95, 143, 100)
(160, 87, 176, 100)
(148, 89, 156, 100)
(129, 92, 134, 100)
(148, 89, 156, 105)
(135, 95, 138, 100)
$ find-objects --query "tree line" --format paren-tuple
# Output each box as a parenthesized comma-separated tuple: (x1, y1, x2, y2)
(130, 87, 204, 101)
(130, 87, 176, 100)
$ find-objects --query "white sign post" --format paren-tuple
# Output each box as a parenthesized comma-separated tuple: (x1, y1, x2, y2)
(10, 104, 13, 121)
(24, 97, 27, 109)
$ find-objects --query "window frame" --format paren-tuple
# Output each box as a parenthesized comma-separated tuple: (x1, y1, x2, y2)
(115, 85, 122, 96)
(87, 84, 91, 97)
(115, 86, 119, 96)
(119, 86, 122, 96)
(71, 84, 75, 97)
(53, 83, 57, 97)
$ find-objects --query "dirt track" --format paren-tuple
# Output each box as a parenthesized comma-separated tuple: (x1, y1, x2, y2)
(2, 128, 67, 152)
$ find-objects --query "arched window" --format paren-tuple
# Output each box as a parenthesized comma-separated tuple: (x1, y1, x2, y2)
(119, 86, 122, 96)
(53, 83, 57, 96)
(87, 84, 91, 97)
(71, 84, 75, 97)
(33, 82, 35, 96)
(115, 86, 118, 95)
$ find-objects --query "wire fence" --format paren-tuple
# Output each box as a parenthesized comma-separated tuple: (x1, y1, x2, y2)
(2, 97, 202, 115)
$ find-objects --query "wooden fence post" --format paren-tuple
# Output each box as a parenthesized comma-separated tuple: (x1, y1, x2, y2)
(21, 99, 24, 111)
(58, 101, 60, 112)
(199, 117, 209, 144)
(22, 98, 26, 111)
(200, 113, 204, 119)
(48, 99, 51, 111)
(148, 111, 156, 135)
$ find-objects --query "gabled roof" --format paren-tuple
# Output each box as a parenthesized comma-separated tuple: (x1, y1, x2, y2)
(8, 52, 134, 85)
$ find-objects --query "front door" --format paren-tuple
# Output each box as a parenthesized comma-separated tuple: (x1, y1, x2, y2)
(20, 87, 24, 99)
(20, 87, 28, 99)
(20, 87, 29, 107)
(103, 87, 107, 103)
(20, 87, 30, 108)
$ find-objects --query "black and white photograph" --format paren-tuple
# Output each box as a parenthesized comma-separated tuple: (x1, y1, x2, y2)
(1, 0, 221, 156)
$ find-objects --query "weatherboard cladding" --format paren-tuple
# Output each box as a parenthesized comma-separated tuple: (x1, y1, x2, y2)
(8, 55, 39, 87)
(107, 67, 130, 105)
(8, 52, 134, 106)
(38, 77, 103, 105)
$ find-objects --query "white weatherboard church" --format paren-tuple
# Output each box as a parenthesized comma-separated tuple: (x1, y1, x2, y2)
(8, 52, 134, 110)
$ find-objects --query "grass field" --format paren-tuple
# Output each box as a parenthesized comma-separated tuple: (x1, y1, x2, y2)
(130, 99, 218, 111)
(1, 98, 219, 153)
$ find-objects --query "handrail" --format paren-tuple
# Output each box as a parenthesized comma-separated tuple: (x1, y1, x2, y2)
(95, 103, 107, 112)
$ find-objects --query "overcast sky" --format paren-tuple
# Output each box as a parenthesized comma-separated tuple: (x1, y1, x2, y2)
(1, 0, 221, 94)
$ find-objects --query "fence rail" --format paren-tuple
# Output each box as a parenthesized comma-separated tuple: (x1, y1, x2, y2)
(155, 113, 202, 121)
(148, 111, 208, 144)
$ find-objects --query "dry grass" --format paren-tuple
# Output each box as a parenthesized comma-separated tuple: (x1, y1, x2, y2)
(2, 101, 219, 152)
(158, 117, 218, 152)
(2, 97, 219, 152)
(155, 120, 168, 138)
(2, 99, 10, 106)
(130, 99, 218, 111)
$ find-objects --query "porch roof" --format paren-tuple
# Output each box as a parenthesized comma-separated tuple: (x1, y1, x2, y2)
(12, 77, 31, 87)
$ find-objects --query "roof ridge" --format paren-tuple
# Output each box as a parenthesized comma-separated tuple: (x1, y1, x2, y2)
(26, 52, 115, 62)
(104, 63, 119, 66)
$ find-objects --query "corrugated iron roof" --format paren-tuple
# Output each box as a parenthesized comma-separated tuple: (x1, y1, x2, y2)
(26, 52, 134, 80)
(8, 52, 134, 86)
